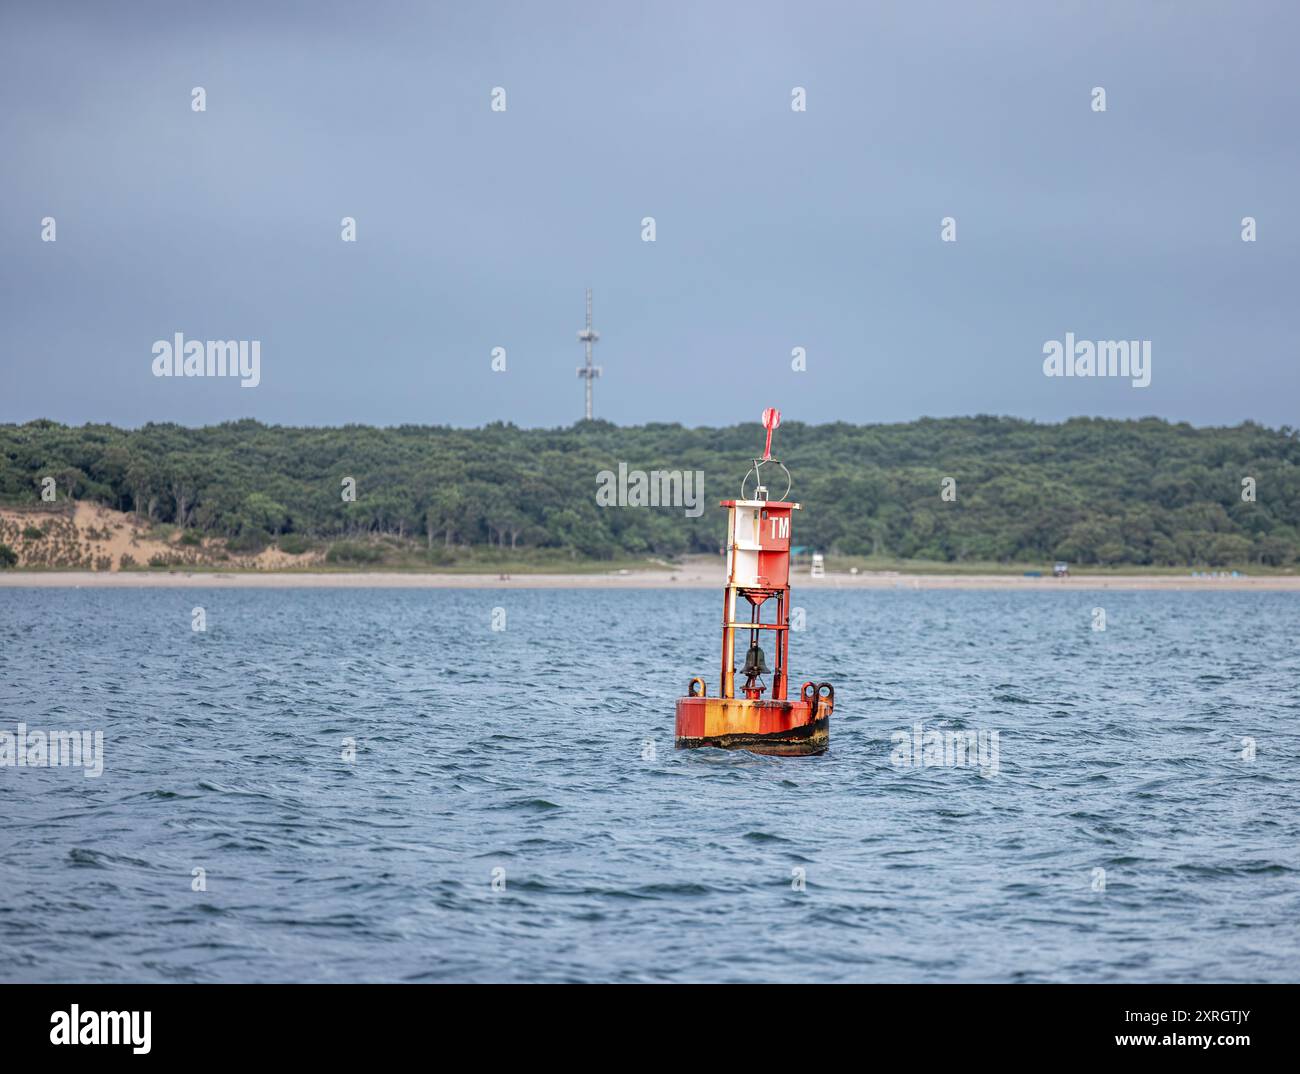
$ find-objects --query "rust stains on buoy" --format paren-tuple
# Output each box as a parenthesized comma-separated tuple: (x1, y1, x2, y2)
(675, 408, 834, 755)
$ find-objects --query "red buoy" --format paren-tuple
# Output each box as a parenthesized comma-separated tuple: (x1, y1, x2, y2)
(675, 410, 834, 755)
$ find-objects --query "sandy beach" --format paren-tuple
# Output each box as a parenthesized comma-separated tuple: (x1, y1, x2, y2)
(4, 504, 1296, 590)
(3, 565, 1297, 590)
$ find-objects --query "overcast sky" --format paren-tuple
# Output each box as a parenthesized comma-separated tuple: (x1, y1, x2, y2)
(1, 0, 1296, 430)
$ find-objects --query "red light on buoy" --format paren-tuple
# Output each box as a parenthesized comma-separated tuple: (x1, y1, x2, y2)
(760, 407, 781, 460)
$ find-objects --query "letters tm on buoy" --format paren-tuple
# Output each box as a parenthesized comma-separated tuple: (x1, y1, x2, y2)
(675, 408, 835, 755)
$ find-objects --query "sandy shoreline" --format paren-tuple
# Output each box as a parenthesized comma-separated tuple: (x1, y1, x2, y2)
(4, 503, 1295, 590)
(2, 567, 1297, 590)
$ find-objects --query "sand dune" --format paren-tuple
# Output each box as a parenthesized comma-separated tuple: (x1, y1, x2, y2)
(0, 503, 321, 573)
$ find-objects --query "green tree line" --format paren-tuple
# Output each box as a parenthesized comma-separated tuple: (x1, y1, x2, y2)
(1, 416, 1297, 566)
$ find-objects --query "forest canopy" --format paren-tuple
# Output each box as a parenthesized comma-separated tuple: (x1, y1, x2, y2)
(1, 416, 1296, 567)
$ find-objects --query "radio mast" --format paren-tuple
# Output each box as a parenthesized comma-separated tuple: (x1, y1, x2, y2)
(576, 288, 601, 420)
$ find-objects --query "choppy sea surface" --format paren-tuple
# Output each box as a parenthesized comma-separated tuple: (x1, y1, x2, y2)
(1, 586, 1297, 983)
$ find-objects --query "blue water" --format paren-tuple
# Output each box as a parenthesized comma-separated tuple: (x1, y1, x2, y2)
(1, 586, 1297, 982)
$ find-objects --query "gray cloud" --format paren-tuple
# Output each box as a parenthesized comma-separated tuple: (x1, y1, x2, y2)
(1, 0, 1296, 428)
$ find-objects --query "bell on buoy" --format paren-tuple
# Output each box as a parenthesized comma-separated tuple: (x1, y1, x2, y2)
(741, 638, 769, 699)
(674, 407, 835, 755)
(742, 641, 769, 678)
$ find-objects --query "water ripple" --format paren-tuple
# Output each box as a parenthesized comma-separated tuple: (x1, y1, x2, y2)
(1, 587, 1297, 982)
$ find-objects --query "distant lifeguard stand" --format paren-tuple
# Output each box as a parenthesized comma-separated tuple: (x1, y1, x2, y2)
(810, 552, 825, 579)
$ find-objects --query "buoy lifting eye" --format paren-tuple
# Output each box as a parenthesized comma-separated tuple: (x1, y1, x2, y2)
(688, 677, 706, 697)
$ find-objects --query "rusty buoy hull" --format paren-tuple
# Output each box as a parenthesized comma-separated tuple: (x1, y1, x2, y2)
(674, 696, 831, 756)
